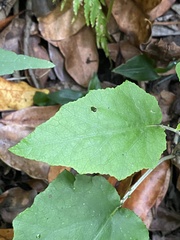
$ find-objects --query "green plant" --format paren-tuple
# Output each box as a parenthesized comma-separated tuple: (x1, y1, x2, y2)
(2, 47, 179, 239)
(33, 73, 101, 106)
(55, 0, 112, 55)
(113, 54, 177, 81)
(9, 63, 180, 239)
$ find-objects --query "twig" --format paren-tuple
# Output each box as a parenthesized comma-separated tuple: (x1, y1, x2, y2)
(159, 125, 180, 136)
(120, 154, 175, 205)
(153, 21, 180, 26)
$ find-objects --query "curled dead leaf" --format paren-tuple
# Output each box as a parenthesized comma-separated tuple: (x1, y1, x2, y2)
(106, 0, 152, 45)
(0, 106, 60, 180)
(123, 161, 171, 228)
(0, 77, 49, 110)
(58, 26, 99, 87)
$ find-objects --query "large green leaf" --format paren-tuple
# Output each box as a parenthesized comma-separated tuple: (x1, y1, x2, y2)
(0, 48, 54, 75)
(13, 171, 148, 240)
(10, 81, 166, 180)
(113, 54, 159, 81)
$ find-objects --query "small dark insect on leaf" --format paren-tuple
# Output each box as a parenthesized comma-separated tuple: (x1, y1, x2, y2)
(91, 106, 97, 112)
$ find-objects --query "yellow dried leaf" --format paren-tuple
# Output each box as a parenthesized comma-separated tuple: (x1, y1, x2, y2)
(0, 77, 49, 110)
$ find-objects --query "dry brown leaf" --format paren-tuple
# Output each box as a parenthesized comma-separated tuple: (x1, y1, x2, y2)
(0, 187, 37, 223)
(157, 90, 176, 123)
(149, 0, 175, 20)
(1, 105, 60, 130)
(48, 43, 74, 83)
(0, 143, 50, 180)
(143, 39, 180, 62)
(0, 229, 13, 240)
(120, 40, 141, 62)
(25, 179, 48, 192)
(116, 175, 134, 198)
(29, 36, 51, 87)
(0, 15, 16, 31)
(108, 43, 120, 62)
(48, 166, 71, 182)
(0, 77, 49, 110)
(107, 15, 120, 42)
(134, 0, 162, 13)
(38, 1, 85, 42)
(58, 26, 99, 87)
(0, 18, 25, 53)
(123, 161, 171, 228)
(106, 0, 152, 45)
(108, 41, 141, 66)
(0, 106, 60, 179)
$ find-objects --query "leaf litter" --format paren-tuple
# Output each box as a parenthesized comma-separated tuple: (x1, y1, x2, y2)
(0, 0, 180, 239)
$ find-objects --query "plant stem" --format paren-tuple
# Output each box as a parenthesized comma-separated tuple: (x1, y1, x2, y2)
(106, 0, 115, 23)
(159, 125, 180, 136)
(120, 154, 175, 206)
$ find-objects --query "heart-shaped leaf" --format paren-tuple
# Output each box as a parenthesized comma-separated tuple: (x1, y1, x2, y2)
(13, 171, 149, 240)
(10, 81, 166, 180)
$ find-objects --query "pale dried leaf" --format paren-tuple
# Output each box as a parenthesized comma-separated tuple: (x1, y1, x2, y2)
(38, 2, 85, 42)
(0, 106, 60, 179)
(149, 0, 175, 20)
(58, 26, 99, 87)
(29, 36, 51, 87)
(0, 77, 49, 111)
(106, 0, 152, 45)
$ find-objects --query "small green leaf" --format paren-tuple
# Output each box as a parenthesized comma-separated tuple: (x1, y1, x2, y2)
(33, 92, 55, 106)
(48, 89, 84, 105)
(113, 54, 159, 81)
(176, 62, 180, 81)
(10, 81, 166, 180)
(34, 89, 84, 106)
(88, 73, 101, 91)
(13, 171, 149, 240)
(73, 0, 81, 15)
(0, 49, 54, 75)
(176, 123, 180, 131)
